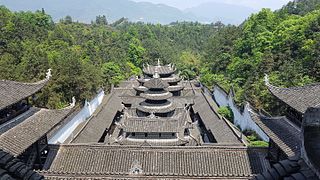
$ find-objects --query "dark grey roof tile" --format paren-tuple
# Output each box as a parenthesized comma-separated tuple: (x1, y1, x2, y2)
(0, 78, 49, 110)
(0, 107, 73, 156)
(250, 112, 301, 157)
(265, 77, 320, 113)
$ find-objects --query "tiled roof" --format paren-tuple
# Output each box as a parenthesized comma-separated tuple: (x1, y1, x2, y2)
(44, 145, 269, 178)
(193, 91, 241, 144)
(133, 86, 147, 92)
(162, 77, 182, 83)
(137, 77, 181, 84)
(72, 93, 123, 143)
(0, 149, 43, 179)
(123, 117, 186, 133)
(265, 76, 320, 113)
(250, 112, 301, 157)
(254, 157, 318, 180)
(143, 65, 175, 76)
(137, 102, 176, 114)
(0, 78, 49, 110)
(111, 138, 198, 146)
(0, 107, 73, 157)
(0, 108, 38, 135)
(140, 91, 172, 101)
(168, 85, 184, 92)
(144, 78, 169, 89)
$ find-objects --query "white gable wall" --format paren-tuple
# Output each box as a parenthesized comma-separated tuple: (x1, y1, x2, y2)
(213, 85, 269, 141)
(48, 90, 105, 144)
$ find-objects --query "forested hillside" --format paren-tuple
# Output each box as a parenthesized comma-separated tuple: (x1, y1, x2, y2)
(202, 0, 320, 113)
(0, 6, 219, 108)
(0, 0, 319, 114)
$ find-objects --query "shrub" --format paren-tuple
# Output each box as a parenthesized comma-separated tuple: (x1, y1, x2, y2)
(218, 106, 234, 123)
(243, 129, 269, 147)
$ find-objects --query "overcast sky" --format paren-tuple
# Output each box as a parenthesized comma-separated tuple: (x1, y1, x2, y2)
(132, 0, 291, 10)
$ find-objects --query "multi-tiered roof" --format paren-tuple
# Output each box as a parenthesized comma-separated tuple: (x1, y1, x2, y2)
(137, 60, 184, 94)
(137, 73, 176, 115)
(142, 60, 176, 77)
(0, 63, 290, 179)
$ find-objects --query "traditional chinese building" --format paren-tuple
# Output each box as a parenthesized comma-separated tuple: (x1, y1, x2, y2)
(265, 75, 320, 127)
(0, 70, 76, 179)
(37, 62, 273, 179)
(2, 64, 319, 179)
(249, 76, 320, 179)
(254, 107, 320, 180)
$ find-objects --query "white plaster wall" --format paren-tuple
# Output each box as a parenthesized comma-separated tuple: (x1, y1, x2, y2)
(48, 90, 105, 144)
(213, 86, 269, 141)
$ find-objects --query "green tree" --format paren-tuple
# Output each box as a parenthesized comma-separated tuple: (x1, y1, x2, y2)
(101, 62, 125, 88)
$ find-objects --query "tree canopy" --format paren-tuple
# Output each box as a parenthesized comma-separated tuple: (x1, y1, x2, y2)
(0, 0, 319, 114)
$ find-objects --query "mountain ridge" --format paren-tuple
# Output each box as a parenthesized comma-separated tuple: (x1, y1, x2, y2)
(0, 0, 202, 24)
(184, 2, 257, 24)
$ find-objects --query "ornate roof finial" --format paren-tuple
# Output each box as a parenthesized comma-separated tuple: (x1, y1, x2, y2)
(46, 69, 52, 79)
(157, 59, 161, 67)
(70, 97, 76, 107)
(129, 160, 143, 175)
(153, 67, 160, 78)
(149, 112, 156, 119)
(264, 74, 270, 86)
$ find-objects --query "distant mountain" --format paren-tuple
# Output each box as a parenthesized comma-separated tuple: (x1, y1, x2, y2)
(185, 2, 258, 25)
(0, 0, 201, 24)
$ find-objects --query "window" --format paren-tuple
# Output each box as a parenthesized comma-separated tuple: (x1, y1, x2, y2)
(132, 132, 135, 137)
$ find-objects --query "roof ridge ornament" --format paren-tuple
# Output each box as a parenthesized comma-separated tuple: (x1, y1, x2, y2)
(264, 74, 271, 86)
(70, 97, 76, 107)
(46, 69, 52, 79)
(129, 159, 143, 175)
(157, 59, 161, 67)
(149, 112, 156, 119)
(153, 68, 160, 78)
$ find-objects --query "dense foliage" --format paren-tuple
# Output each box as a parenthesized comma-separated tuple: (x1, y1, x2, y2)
(202, 0, 320, 113)
(217, 106, 234, 123)
(0, 6, 218, 108)
(0, 0, 319, 113)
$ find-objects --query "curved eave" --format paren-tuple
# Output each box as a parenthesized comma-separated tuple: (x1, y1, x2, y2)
(133, 86, 148, 92)
(163, 78, 182, 83)
(0, 104, 75, 157)
(143, 70, 175, 76)
(144, 78, 170, 89)
(142, 65, 176, 76)
(168, 86, 184, 92)
(137, 104, 176, 114)
(265, 75, 320, 114)
(0, 78, 50, 111)
(140, 92, 172, 100)
(137, 78, 148, 83)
